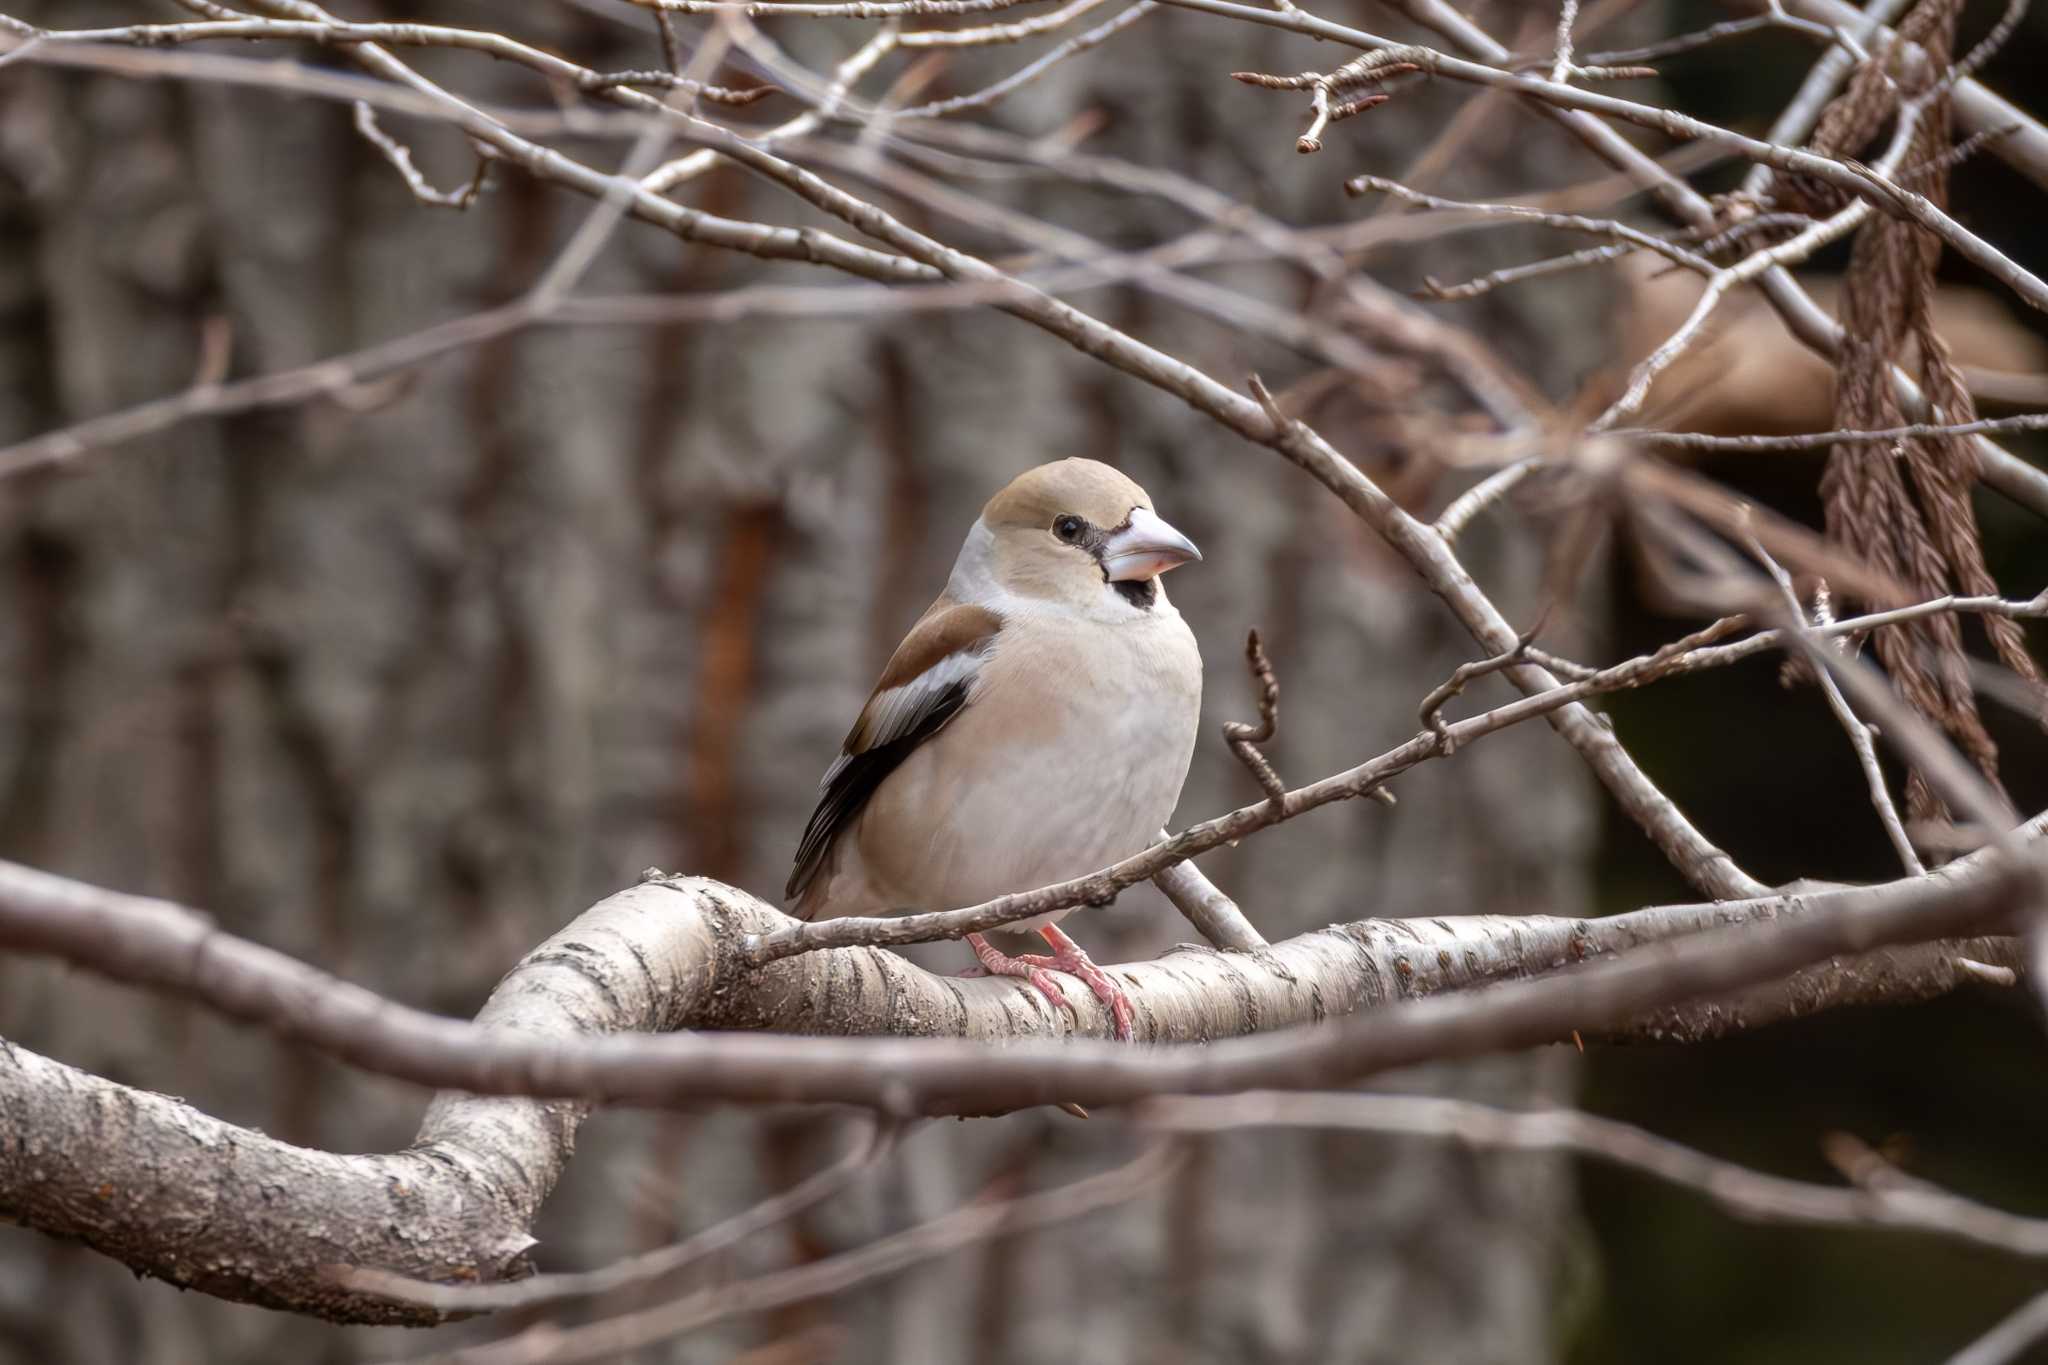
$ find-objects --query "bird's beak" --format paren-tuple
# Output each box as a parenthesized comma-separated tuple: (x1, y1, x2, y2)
(1100, 506, 1202, 582)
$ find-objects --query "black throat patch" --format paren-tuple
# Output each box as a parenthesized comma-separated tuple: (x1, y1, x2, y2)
(1112, 578, 1156, 610)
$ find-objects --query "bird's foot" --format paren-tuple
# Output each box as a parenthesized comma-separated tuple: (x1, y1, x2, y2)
(966, 932, 1074, 1022)
(1019, 924, 1135, 1041)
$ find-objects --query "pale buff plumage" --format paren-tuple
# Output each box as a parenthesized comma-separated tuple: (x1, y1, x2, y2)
(788, 459, 1204, 1038)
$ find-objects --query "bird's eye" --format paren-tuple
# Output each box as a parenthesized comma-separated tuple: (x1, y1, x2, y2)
(1053, 515, 1086, 544)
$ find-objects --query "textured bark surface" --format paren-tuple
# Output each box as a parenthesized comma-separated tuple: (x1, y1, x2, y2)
(4, 867, 2023, 1329)
(0, 1, 1642, 1360)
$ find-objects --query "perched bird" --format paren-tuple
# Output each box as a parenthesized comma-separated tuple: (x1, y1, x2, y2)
(787, 458, 1204, 1039)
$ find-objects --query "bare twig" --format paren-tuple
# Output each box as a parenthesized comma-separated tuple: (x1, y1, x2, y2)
(338, 1119, 899, 1312)
(1768, 0, 2048, 193)
(1436, 457, 1543, 543)
(1222, 628, 1286, 804)
(1345, 175, 1717, 276)
(1163, 0, 2048, 312)
(895, 0, 1152, 115)
(1420, 627, 1542, 755)
(389, 1145, 1182, 1365)
(1748, 535, 1923, 875)
(1549, 0, 1580, 84)
(630, 0, 1056, 16)
(1946, 1290, 2048, 1365)
(900, 0, 1117, 47)
(1628, 413, 2048, 452)
(352, 102, 491, 208)
(1378, 0, 2048, 524)
(1142, 1091, 2048, 1258)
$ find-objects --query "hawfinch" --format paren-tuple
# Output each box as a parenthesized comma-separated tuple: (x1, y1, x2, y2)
(787, 459, 1204, 1039)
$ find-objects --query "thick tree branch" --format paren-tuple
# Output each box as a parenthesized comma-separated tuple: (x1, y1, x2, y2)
(0, 820, 2038, 1323)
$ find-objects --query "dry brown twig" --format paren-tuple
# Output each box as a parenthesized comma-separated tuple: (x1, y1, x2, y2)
(1221, 628, 1287, 805)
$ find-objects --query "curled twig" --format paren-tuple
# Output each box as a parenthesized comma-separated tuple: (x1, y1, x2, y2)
(1222, 629, 1286, 804)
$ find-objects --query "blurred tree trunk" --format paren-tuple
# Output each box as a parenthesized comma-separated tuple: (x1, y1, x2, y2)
(0, 2, 1615, 1360)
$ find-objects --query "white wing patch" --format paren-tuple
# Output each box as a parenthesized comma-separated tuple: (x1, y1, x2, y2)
(848, 649, 983, 761)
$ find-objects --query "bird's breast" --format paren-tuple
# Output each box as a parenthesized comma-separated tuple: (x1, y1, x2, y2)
(851, 609, 1201, 916)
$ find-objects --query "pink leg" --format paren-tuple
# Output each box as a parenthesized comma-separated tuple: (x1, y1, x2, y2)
(966, 932, 1073, 1020)
(1017, 924, 1135, 1041)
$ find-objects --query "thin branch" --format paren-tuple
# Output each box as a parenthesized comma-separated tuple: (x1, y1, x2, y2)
(1379, 0, 2048, 525)
(1576, 13, 1817, 66)
(1344, 175, 1717, 276)
(1594, 195, 1876, 428)
(642, 24, 898, 191)
(1142, 1092, 2048, 1258)
(385, 1145, 1180, 1365)
(1159, 0, 2048, 313)
(1947, 1290, 2048, 1365)
(1549, 0, 1580, 85)
(1436, 457, 1543, 542)
(630, 0, 1054, 15)
(1628, 414, 2048, 452)
(1769, 0, 2048, 193)
(1423, 242, 1629, 300)
(340, 1119, 898, 1312)
(352, 102, 491, 208)
(1750, 536, 1923, 875)
(1420, 626, 1545, 755)
(898, 0, 1117, 47)
(1222, 627, 1286, 804)
(895, 0, 1151, 112)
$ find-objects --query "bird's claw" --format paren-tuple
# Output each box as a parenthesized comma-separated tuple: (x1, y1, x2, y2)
(966, 930, 1134, 1041)
(1013, 948, 1135, 1041)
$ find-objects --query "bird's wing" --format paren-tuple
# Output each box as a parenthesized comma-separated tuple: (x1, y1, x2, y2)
(786, 597, 1002, 907)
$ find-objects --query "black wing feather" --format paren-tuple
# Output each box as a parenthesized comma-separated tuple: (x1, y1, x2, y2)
(784, 677, 970, 906)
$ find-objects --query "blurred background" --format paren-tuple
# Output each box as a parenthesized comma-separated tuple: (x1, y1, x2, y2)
(1, 0, 2045, 1361)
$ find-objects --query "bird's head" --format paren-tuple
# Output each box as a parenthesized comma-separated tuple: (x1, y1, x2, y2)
(976, 458, 1201, 612)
